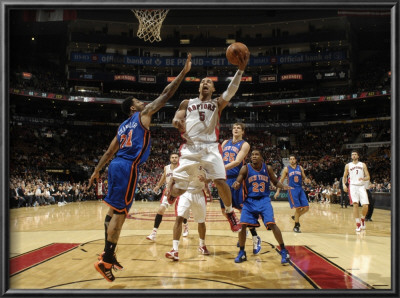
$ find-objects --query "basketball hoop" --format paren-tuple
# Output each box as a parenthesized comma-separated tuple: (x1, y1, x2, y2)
(132, 9, 169, 43)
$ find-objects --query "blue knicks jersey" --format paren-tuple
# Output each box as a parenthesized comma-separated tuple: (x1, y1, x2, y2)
(287, 165, 302, 188)
(116, 112, 151, 164)
(244, 163, 271, 199)
(223, 139, 246, 178)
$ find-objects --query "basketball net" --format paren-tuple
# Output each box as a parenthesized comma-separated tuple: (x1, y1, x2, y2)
(132, 9, 169, 43)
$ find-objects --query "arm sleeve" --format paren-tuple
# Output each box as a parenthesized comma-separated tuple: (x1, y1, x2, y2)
(221, 69, 243, 102)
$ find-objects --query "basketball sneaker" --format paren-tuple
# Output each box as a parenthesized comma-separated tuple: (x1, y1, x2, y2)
(293, 223, 301, 233)
(361, 218, 366, 230)
(165, 249, 179, 261)
(198, 246, 210, 255)
(146, 230, 157, 241)
(166, 180, 177, 204)
(281, 249, 290, 265)
(226, 210, 241, 232)
(356, 223, 362, 232)
(253, 236, 261, 255)
(234, 250, 247, 263)
(94, 260, 115, 282)
(97, 252, 124, 271)
(182, 224, 189, 237)
(293, 226, 301, 233)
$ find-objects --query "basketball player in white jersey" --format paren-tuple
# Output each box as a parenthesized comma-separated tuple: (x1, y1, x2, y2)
(166, 51, 249, 233)
(166, 167, 212, 261)
(146, 153, 189, 241)
(342, 150, 371, 232)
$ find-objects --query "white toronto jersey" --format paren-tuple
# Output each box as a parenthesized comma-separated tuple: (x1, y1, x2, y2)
(165, 164, 174, 185)
(347, 161, 365, 186)
(182, 97, 220, 145)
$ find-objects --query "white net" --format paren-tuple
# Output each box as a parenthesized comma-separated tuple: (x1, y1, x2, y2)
(132, 9, 169, 43)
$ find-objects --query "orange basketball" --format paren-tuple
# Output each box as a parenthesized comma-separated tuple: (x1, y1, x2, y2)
(226, 42, 249, 65)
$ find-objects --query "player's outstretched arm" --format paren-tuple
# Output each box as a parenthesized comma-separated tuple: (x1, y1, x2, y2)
(301, 166, 311, 184)
(274, 167, 288, 199)
(142, 53, 191, 119)
(89, 136, 119, 188)
(232, 165, 248, 190)
(225, 141, 250, 171)
(153, 167, 167, 193)
(268, 165, 292, 191)
(217, 51, 249, 111)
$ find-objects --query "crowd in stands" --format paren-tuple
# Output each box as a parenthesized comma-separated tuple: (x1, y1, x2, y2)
(9, 118, 391, 209)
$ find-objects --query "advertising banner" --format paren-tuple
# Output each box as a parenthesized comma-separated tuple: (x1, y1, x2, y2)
(259, 75, 277, 83)
(139, 75, 156, 83)
(70, 51, 347, 67)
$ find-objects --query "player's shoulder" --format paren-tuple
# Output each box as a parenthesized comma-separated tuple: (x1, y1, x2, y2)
(178, 99, 190, 110)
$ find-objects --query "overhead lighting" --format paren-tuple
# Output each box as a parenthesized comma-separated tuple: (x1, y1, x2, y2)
(226, 39, 236, 44)
(180, 39, 190, 44)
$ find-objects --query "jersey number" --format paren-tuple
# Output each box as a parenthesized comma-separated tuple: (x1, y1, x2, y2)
(120, 130, 133, 149)
(252, 182, 265, 193)
(199, 111, 205, 121)
(294, 176, 299, 183)
(223, 152, 235, 162)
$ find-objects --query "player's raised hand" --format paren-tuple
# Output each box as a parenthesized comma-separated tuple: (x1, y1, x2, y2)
(183, 53, 192, 74)
(237, 51, 249, 71)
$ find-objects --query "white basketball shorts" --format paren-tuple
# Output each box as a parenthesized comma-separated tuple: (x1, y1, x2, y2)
(348, 184, 369, 205)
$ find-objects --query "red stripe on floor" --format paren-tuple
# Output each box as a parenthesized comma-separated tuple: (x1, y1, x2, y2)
(10, 243, 80, 275)
(286, 245, 372, 289)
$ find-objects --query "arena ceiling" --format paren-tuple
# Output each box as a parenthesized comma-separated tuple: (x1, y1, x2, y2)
(77, 9, 339, 26)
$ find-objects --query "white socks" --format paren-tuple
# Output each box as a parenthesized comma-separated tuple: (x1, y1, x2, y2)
(225, 205, 233, 213)
(173, 240, 180, 251)
(199, 239, 205, 247)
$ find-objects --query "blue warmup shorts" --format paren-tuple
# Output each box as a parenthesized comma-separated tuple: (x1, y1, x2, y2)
(104, 157, 139, 214)
(288, 187, 309, 209)
(219, 177, 244, 210)
(240, 196, 275, 227)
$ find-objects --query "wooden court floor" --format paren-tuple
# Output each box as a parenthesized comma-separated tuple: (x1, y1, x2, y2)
(8, 199, 392, 292)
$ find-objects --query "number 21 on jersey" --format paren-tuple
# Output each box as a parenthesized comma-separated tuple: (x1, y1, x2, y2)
(120, 130, 133, 149)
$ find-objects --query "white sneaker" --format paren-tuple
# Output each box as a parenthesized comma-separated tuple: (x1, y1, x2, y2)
(252, 236, 261, 255)
(146, 231, 157, 241)
(355, 225, 361, 232)
(182, 224, 189, 237)
(165, 249, 179, 261)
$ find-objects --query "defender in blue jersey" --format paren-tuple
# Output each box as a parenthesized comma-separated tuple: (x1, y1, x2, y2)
(274, 154, 311, 233)
(232, 149, 292, 264)
(88, 54, 191, 282)
(220, 123, 250, 210)
(220, 123, 261, 254)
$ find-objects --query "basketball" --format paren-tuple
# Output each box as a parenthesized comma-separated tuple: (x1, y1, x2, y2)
(226, 42, 250, 65)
